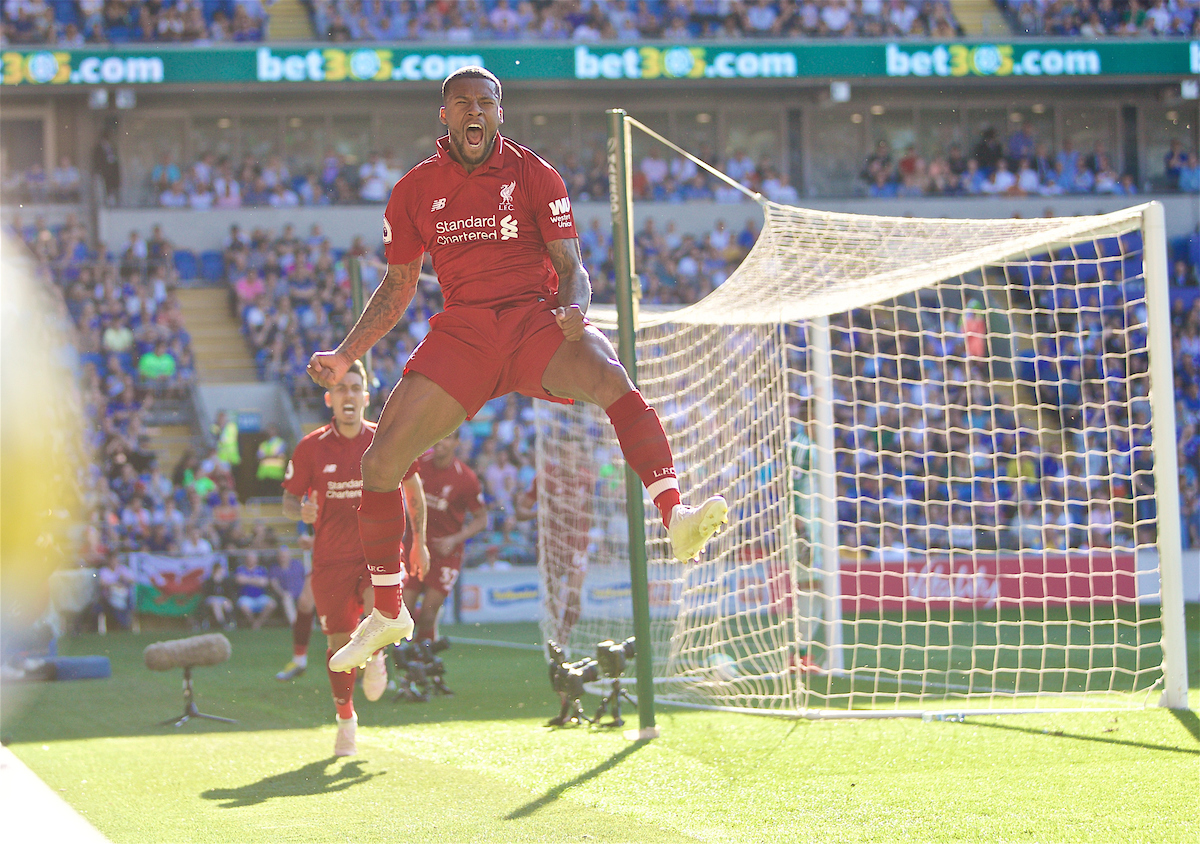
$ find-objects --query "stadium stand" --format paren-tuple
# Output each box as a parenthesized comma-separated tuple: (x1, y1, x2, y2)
(303, 0, 962, 42)
(0, 0, 267, 45)
(997, 0, 1200, 37)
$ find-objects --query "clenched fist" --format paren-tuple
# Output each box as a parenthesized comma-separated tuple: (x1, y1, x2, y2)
(307, 350, 351, 389)
(554, 305, 586, 342)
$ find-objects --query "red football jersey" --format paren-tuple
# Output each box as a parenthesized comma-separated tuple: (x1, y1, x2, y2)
(417, 452, 485, 544)
(383, 134, 578, 310)
(282, 421, 415, 566)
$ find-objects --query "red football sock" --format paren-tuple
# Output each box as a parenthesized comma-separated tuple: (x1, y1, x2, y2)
(358, 488, 405, 618)
(292, 609, 314, 658)
(327, 648, 356, 720)
(606, 390, 680, 528)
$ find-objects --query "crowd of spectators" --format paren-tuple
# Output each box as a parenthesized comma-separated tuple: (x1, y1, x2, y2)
(149, 148, 407, 210)
(1000, 0, 1200, 37)
(1, 155, 85, 205)
(149, 143, 803, 210)
(861, 125, 1199, 198)
(308, 0, 961, 42)
(1, 0, 267, 46)
(1, 213, 311, 633)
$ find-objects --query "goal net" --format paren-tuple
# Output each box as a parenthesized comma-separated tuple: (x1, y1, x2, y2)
(533, 118, 1187, 717)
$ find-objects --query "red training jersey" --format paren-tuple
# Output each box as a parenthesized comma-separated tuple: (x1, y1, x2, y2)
(282, 421, 415, 566)
(417, 452, 485, 546)
(383, 134, 578, 310)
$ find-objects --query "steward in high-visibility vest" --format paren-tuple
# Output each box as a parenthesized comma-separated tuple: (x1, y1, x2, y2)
(257, 427, 288, 481)
(213, 410, 241, 467)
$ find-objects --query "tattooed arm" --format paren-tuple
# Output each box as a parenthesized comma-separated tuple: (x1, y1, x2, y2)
(547, 238, 590, 342)
(306, 256, 423, 388)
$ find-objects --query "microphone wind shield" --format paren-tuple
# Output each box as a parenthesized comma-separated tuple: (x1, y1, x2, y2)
(144, 633, 232, 671)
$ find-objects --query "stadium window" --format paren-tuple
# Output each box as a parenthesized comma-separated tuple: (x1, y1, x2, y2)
(1060, 105, 1120, 166)
(284, 116, 328, 173)
(330, 114, 372, 168)
(190, 116, 237, 162)
(672, 109, 719, 167)
(525, 112, 574, 164)
(804, 104, 866, 198)
(724, 109, 783, 178)
(1141, 102, 1199, 191)
(917, 107, 963, 162)
(867, 106, 917, 162)
(241, 116, 283, 162)
(0, 115, 46, 178)
(125, 115, 186, 206)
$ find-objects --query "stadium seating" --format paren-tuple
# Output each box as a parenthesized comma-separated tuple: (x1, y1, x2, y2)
(174, 249, 198, 281)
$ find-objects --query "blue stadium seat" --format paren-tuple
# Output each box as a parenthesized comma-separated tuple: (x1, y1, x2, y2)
(1169, 235, 1189, 265)
(174, 249, 198, 280)
(200, 250, 225, 281)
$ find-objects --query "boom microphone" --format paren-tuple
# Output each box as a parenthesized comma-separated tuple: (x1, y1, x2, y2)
(143, 633, 231, 671)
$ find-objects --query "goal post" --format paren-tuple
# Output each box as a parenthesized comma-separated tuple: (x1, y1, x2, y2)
(532, 111, 1189, 718)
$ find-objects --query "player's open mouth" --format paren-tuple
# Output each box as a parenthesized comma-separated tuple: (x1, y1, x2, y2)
(341, 403, 355, 413)
(465, 123, 485, 148)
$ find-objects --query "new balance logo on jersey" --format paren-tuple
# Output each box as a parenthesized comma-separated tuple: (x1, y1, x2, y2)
(500, 215, 518, 240)
(323, 463, 338, 473)
(431, 197, 447, 212)
(548, 197, 573, 228)
(498, 181, 516, 211)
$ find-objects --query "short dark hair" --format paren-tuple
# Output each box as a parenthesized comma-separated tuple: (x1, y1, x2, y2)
(347, 358, 368, 387)
(442, 66, 501, 102)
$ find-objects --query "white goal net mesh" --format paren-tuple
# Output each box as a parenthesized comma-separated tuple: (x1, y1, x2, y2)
(535, 178, 1179, 715)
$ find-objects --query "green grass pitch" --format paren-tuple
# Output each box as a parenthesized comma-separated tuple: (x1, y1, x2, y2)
(2, 617, 1197, 843)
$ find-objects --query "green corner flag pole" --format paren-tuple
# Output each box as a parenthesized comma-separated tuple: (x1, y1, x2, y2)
(607, 108, 657, 737)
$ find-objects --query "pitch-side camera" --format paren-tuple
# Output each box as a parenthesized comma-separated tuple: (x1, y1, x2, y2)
(545, 637, 638, 728)
(391, 637, 452, 702)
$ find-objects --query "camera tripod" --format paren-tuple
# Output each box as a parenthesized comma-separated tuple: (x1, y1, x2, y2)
(592, 676, 636, 728)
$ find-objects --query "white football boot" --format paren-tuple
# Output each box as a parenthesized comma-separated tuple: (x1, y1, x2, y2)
(329, 606, 414, 673)
(334, 714, 357, 757)
(362, 649, 389, 702)
(668, 496, 729, 563)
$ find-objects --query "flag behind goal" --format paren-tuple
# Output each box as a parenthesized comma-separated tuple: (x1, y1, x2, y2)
(534, 124, 1187, 717)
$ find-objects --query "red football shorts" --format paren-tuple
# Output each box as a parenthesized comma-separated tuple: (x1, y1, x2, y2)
(404, 302, 573, 419)
(311, 559, 370, 635)
(406, 552, 463, 598)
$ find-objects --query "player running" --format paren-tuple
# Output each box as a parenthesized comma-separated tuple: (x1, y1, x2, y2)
(281, 360, 428, 756)
(308, 66, 727, 673)
(404, 430, 487, 651)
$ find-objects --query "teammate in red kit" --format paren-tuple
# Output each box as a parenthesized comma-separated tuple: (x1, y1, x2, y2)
(515, 440, 595, 646)
(404, 430, 487, 645)
(281, 360, 428, 756)
(308, 66, 727, 672)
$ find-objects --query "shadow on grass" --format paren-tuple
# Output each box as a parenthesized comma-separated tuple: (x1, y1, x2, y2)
(967, 715, 1200, 755)
(201, 757, 382, 808)
(504, 740, 648, 820)
(1170, 708, 1199, 742)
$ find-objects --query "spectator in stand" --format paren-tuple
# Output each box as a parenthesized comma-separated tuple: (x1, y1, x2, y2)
(1164, 138, 1193, 191)
(137, 339, 177, 396)
(235, 550, 277, 629)
(973, 127, 1004, 175)
(50, 155, 82, 201)
(83, 554, 137, 633)
(269, 546, 305, 628)
(1172, 258, 1199, 287)
(202, 561, 237, 631)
